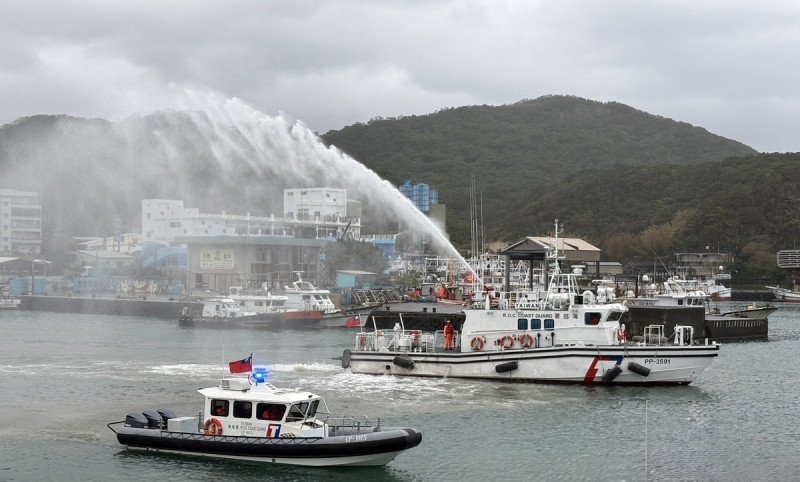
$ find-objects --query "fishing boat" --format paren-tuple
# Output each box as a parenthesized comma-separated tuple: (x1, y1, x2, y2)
(108, 362, 422, 466)
(282, 274, 369, 327)
(705, 303, 778, 341)
(766, 285, 800, 302)
(178, 298, 267, 328)
(227, 286, 323, 327)
(0, 295, 21, 309)
(340, 221, 720, 385)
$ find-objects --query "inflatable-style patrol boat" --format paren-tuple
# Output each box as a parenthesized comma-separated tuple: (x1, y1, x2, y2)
(107, 369, 421, 466)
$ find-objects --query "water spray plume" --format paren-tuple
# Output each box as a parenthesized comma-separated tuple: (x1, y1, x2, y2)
(3, 87, 477, 279)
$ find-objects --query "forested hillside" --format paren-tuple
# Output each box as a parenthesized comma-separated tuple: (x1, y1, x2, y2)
(321, 95, 758, 246)
(1, 95, 794, 284)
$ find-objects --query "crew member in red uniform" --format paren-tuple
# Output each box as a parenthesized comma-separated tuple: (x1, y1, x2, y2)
(444, 320, 454, 350)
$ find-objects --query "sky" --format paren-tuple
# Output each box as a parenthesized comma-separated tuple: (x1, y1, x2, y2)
(1, 0, 798, 153)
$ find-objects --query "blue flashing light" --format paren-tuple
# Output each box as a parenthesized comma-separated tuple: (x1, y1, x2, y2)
(251, 368, 269, 384)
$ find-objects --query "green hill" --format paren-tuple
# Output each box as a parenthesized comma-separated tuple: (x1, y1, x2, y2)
(321, 95, 758, 245)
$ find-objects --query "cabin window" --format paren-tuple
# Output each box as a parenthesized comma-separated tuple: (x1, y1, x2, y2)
(211, 400, 229, 417)
(585, 313, 601, 325)
(517, 318, 528, 330)
(233, 401, 252, 419)
(544, 319, 555, 330)
(677, 299, 684, 306)
(531, 319, 541, 330)
(607, 310, 623, 322)
(256, 403, 286, 421)
(286, 400, 319, 422)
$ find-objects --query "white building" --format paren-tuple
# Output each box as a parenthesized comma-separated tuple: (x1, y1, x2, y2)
(143, 190, 360, 247)
(0, 189, 42, 256)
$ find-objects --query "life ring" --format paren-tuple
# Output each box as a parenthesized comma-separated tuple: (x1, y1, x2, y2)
(617, 328, 626, 341)
(519, 333, 534, 348)
(470, 337, 484, 351)
(358, 333, 367, 347)
(498, 335, 514, 349)
(204, 417, 223, 435)
(464, 273, 474, 283)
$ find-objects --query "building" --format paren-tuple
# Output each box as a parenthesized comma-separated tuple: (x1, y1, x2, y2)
(142, 189, 364, 296)
(397, 181, 447, 255)
(0, 189, 42, 256)
(674, 251, 733, 279)
(142, 192, 360, 248)
(174, 235, 328, 296)
(399, 181, 438, 214)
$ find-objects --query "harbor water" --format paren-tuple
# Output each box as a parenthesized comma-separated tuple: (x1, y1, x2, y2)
(1, 303, 799, 481)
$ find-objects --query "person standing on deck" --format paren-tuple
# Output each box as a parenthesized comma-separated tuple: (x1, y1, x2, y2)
(444, 320, 454, 350)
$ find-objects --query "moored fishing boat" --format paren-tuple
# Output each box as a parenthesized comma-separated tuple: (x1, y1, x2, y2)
(340, 221, 720, 385)
(0, 295, 21, 309)
(705, 303, 777, 341)
(766, 285, 800, 302)
(178, 298, 267, 328)
(227, 286, 323, 327)
(107, 357, 422, 466)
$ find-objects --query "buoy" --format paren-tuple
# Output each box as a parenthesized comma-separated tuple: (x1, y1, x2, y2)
(341, 349, 351, 369)
(601, 364, 622, 384)
(392, 354, 415, 369)
(495, 361, 518, 373)
(627, 361, 650, 377)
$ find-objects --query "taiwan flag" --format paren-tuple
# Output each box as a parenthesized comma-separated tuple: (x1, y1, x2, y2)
(346, 314, 361, 328)
(228, 355, 253, 373)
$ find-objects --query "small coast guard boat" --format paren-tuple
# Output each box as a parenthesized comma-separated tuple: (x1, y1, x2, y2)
(107, 368, 421, 466)
(340, 221, 720, 385)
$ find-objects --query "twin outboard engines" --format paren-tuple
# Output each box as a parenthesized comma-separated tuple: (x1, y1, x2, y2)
(125, 408, 177, 429)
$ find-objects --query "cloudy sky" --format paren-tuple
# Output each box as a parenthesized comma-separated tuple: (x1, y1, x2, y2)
(1, 1, 798, 152)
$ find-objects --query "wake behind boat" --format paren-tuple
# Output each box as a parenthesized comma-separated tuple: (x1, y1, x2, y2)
(340, 221, 720, 385)
(108, 358, 422, 467)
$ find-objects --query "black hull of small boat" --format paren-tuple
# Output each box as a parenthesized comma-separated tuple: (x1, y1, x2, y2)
(115, 426, 421, 464)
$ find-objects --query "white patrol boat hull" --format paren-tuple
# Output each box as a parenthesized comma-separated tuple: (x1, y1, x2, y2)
(342, 221, 720, 385)
(343, 344, 719, 385)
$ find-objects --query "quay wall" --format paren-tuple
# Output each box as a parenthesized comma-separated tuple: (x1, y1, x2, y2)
(19, 296, 199, 319)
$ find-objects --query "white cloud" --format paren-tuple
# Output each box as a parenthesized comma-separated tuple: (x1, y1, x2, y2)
(1, 0, 799, 151)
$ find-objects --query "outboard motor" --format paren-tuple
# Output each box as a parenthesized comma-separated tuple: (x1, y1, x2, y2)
(157, 408, 177, 425)
(142, 410, 164, 428)
(125, 412, 148, 428)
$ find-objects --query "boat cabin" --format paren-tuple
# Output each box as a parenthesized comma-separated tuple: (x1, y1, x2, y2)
(200, 298, 255, 318)
(199, 376, 328, 438)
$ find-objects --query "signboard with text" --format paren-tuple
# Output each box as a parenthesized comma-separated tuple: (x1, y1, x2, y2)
(200, 249, 235, 269)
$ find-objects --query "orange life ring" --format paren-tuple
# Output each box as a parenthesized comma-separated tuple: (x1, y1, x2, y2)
(358, 333, 367, 347)
(617, 328, 626, 341)
(464, 273, 474, 283)
(498, 335, 514, 349)
(519, 333, 534, 348)
(470, 337, 484, 351)
(204, 417, 223, 435)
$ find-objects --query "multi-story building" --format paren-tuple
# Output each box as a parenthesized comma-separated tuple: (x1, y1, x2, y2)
(141, 189, 362, 295)
(0, 189, 42, 256)
(143, 190, 360, 247)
